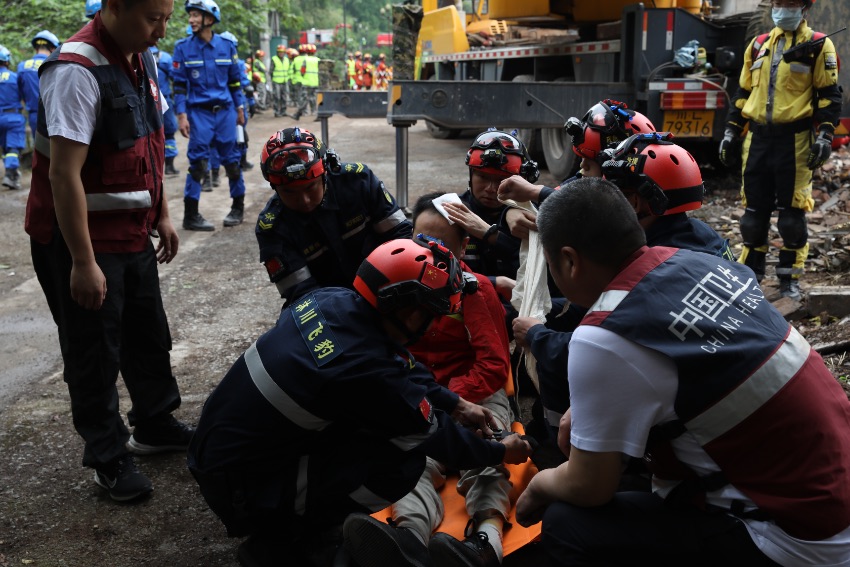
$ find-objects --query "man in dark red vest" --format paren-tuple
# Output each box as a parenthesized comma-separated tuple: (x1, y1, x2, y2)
(516, 177, 850, 566)
(25, 0, 194, 503)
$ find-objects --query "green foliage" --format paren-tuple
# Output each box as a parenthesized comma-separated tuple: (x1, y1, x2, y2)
(0, 0, 399, 65)
(0, 0, 292, 62)
(279, 0, 396, 61)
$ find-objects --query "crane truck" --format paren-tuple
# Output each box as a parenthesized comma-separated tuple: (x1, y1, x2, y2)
(412, 0, 849, 179)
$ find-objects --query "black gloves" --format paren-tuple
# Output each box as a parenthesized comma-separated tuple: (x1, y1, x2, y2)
(807, 128, 834, 170)
(718, 128, 742, 168)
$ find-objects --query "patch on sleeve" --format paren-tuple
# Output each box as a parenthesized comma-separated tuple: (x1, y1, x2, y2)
(257, 211, 276, 231)
(264, 257, 286, 279)
(292, 294, 342, 367)
(173, 61, 180, 69)
(383, 187, 393, 204)
(418, 398, 433, 422)
(824, 54, 838, 70)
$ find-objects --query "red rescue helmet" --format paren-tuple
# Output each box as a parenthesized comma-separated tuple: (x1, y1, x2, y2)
(276, 44, 286, 52)
(354, 238, 466, 315)
(466, 128, 539, 183)
(600, 133, 704, 216)
(567, 100, 656, 161)
(261, 127, 326, 187)
(255, 49, 265, 58)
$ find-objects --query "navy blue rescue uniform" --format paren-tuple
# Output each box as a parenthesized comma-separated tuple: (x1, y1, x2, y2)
(188, 287, 506, 541)
(530, 212, 734, 439)
(256, 162, 412, 304)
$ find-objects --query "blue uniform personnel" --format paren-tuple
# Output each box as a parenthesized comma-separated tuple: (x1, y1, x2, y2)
(173, 0, 245, 232)
(154, 50, 178, 161)
(17, 53, 47, 136)
(256, 162, 412, 304)
(172, 33, 244, 195)
(0, 50, 25, 190)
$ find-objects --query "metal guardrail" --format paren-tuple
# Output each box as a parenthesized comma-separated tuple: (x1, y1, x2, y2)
(316, 90, 389, 145)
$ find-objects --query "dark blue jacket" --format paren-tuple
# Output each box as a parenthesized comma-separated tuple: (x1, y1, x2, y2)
(256, 163, 412, 304)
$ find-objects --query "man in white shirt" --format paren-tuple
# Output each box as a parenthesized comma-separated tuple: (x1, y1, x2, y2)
(515, 177, 850, 567)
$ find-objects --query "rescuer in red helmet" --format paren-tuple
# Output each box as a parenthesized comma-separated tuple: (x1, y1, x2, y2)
(255, 127, 413, 304)
(189, 237, 532, 566)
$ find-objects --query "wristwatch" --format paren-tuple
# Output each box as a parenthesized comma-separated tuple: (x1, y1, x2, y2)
(483, 224, 499, 240)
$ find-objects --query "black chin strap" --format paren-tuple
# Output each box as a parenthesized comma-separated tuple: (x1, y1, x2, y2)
(388, 312, 435, 346)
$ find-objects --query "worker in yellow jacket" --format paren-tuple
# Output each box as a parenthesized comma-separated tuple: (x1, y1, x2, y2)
(719, 0, 841, 301)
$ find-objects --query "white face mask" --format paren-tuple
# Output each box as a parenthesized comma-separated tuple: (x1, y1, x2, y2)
(772, 7, 803, 31)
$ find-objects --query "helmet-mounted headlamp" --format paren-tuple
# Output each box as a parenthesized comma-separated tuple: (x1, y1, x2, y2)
(601, 132, 704, 216)
(466, 128, 540, 183)
(261, 127, 327, 186)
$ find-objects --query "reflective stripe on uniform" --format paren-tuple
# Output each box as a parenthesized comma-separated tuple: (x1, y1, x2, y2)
(305, 246, 329, 262)
(587, 289, 630, 315)
(686, 326, 809, 446)
(341, 223, 368, 241)
(373, 209, 406, 233)
(86, 190, 152, 211)
(60, 41, 109, 66)
(389, 417, 438, 451)
(294, 455, 309, 515)
(34, 132, 51, 158)
(348, 485, 393, 512)
(244, 341, 332, 430)
(275, 265, 312, 296)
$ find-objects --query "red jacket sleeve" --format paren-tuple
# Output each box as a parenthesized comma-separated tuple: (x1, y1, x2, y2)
(447, 275, 511, 403)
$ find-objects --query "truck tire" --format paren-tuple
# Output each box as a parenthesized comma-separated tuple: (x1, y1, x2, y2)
(425, 75, 462, 139)
(509, 75, 543, 160)
(541, 77, 576, 180)
(426, 120, 462, 139)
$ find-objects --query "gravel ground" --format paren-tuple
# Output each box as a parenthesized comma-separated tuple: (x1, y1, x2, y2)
(0, 109, 846, 567)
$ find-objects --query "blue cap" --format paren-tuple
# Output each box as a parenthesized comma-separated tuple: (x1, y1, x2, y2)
(33, 30, 60, 49)
(219, 31, 238, 46)
(85, 0, 101, 18)
(185, 0, 221, 24)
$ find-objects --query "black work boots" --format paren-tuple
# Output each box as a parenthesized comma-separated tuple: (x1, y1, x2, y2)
(183, 198, 214, 231)
(2, 168, 21, 190)
(223, 196, 244, 227)
(164, 157, 180, 176)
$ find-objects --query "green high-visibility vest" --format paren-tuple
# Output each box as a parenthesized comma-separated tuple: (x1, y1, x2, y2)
(303, 55, 320, 88)
(291, 55, 305, 85)
(271, 55, 289, 84)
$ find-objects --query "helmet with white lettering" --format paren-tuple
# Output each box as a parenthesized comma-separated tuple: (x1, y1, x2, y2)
(185, 0, 221, 24)
(354, 238, 466, 315)
(85, 0, 101, 18)
(566, 100, 656, 162)
(261, 127, 326, 187)
(601, 133, 704, 216)
(466, 128, 539, 182)
(32, 30, 60, 50)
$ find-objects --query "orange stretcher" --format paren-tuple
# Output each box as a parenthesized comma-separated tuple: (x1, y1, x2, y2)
(371, 421, 542, 556)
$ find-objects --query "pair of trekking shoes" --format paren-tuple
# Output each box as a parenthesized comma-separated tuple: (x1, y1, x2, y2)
(235, 513, 498, 567)
(342, 513, 499, 567)
(93, 414, 195, 502)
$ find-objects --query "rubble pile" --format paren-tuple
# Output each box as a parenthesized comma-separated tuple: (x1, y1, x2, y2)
(699, 143, 850, 281)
